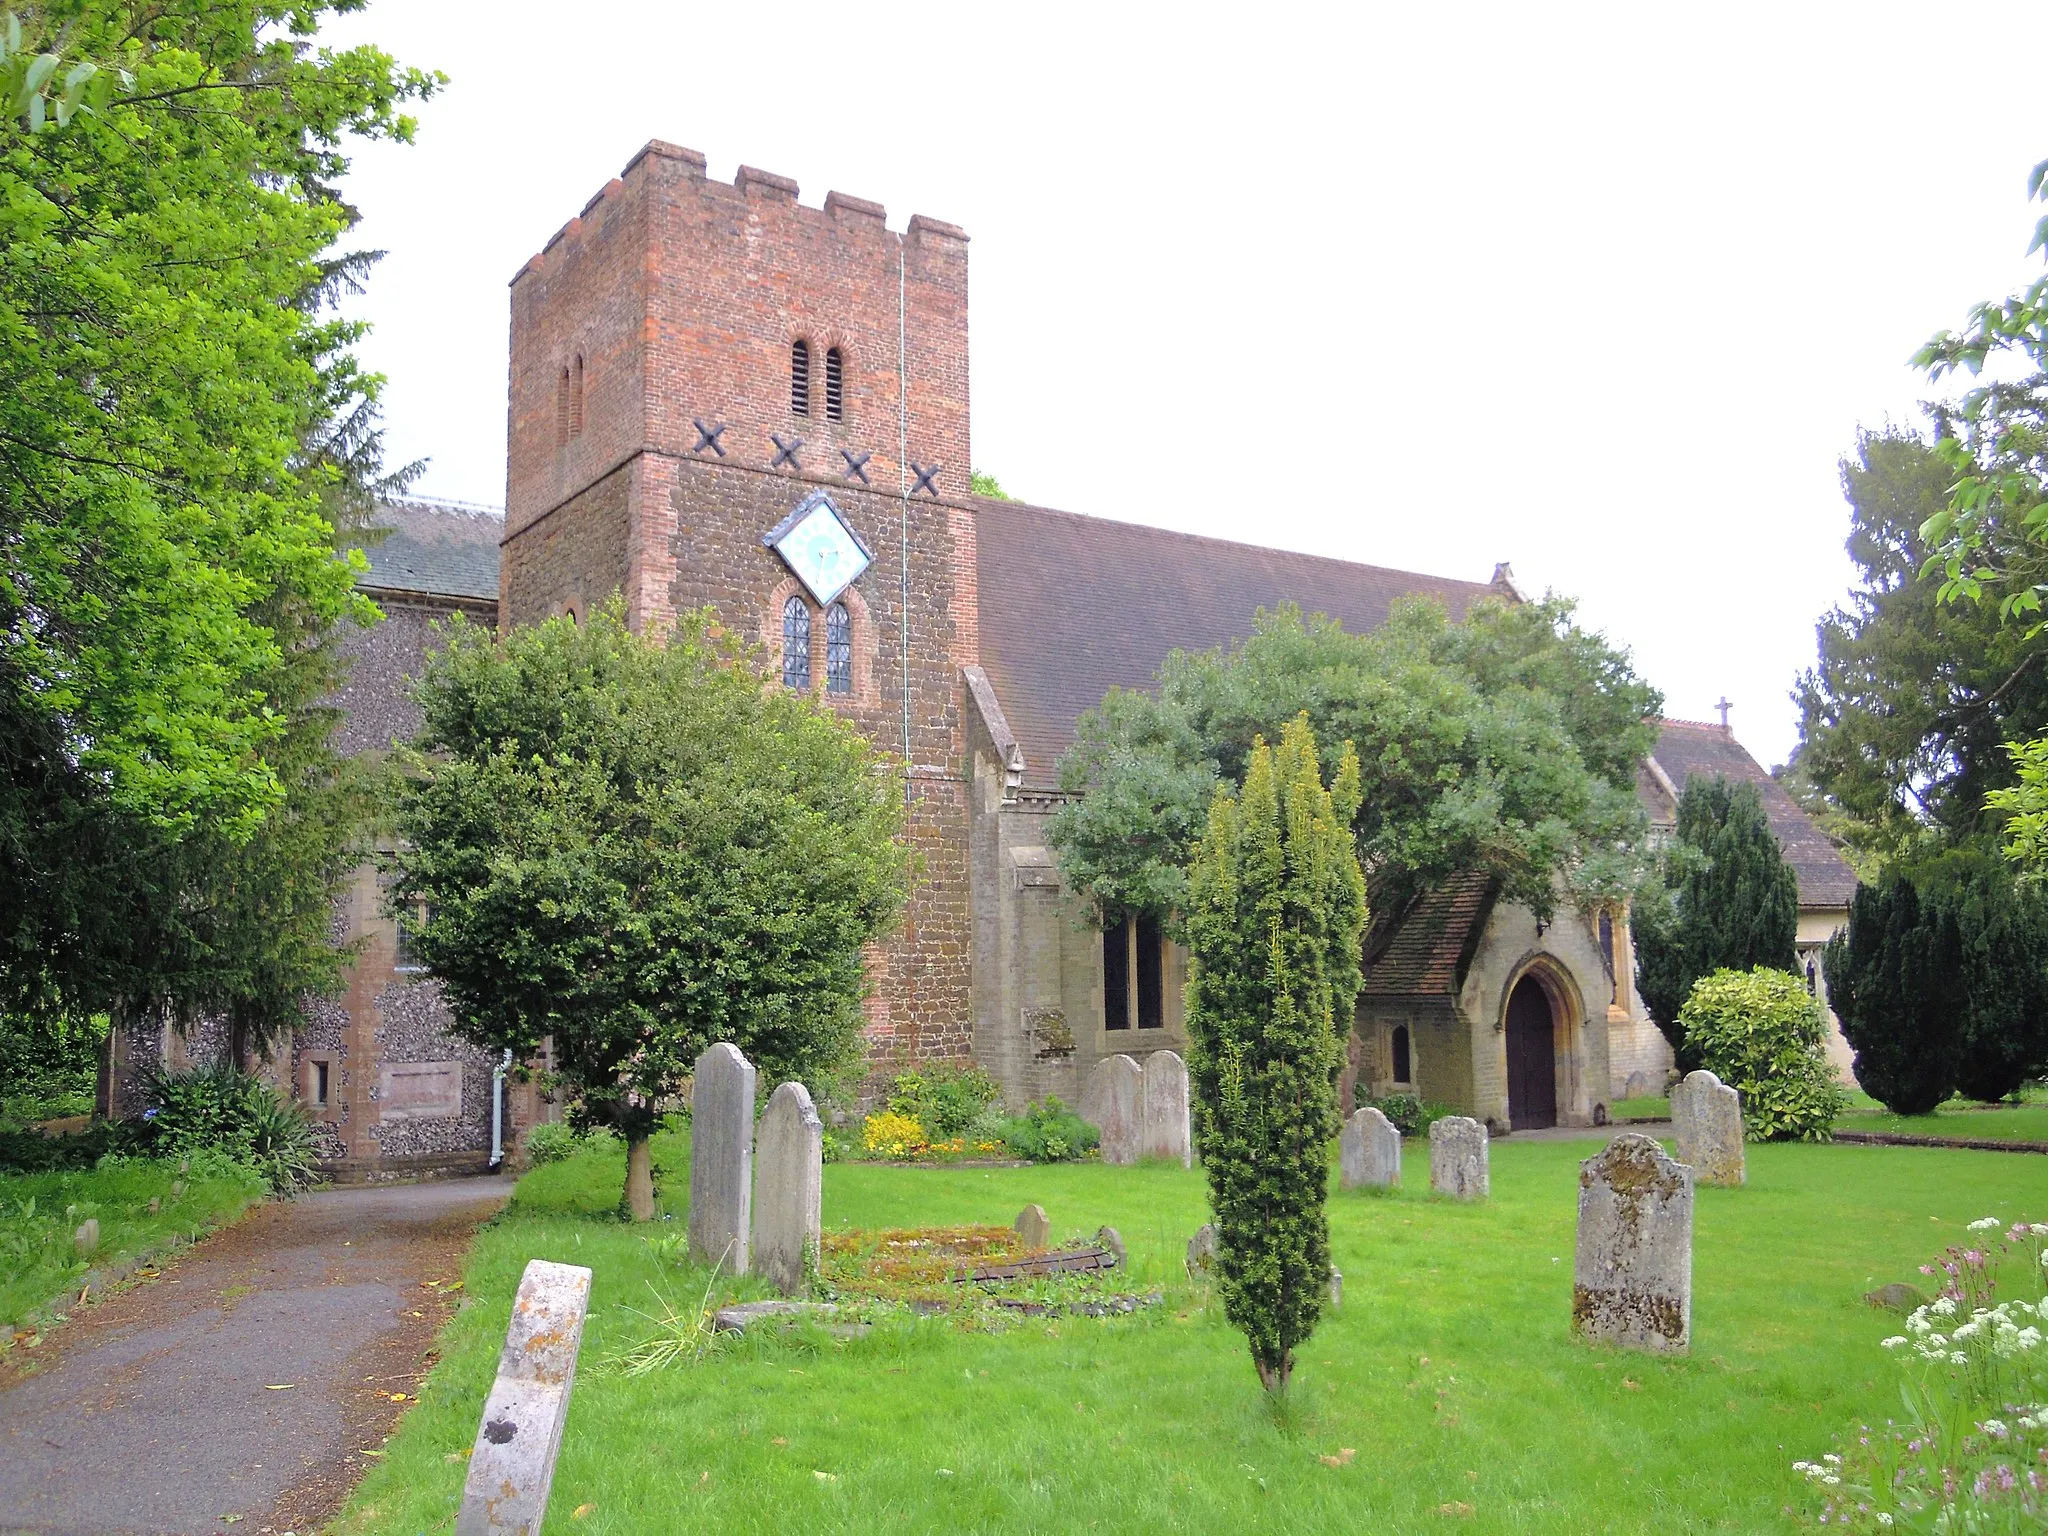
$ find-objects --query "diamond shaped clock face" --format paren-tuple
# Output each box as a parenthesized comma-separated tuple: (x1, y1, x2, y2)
(762, 492, 873, 606)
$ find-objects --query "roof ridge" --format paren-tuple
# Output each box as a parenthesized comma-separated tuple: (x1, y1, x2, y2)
(379, 494, 506, 521)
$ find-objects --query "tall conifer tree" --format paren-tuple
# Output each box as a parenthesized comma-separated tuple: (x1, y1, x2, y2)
(1184, 716, 1366, 1393)
(1634, 776, 1800, 1070)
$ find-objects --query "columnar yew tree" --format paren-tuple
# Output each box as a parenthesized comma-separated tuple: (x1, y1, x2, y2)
(1633, 776, 1800, 1070)
(1184, 716, 1366, 1393)
(391, 604, 909, 1219)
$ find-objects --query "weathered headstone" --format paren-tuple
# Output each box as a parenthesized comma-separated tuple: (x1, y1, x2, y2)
(750, 1081, 823, 1297)
(1014, 1203, 1050, 1248)
(1572, 1133, 1693, 1354)
(1340, 1106, 1402, 1188)
(1428, 1116, 1489, 1199)
(687, 1042, 757, 1273)
(73, 1219, 98, 1258)
(1186, 1222, 1218, 1279)
(1670, 1069, 1745, 1187)
(1623, 1070, 1650, 1101)
(455, 1259, 592, 1536)
(1096, 1225, 1126, 1270)
(1328, 1266, 1343, 1307)
(1140, 1050, 1192, 1166)
(1084, 1054, 1143, 1165)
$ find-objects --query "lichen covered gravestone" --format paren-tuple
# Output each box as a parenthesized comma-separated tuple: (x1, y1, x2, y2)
(688, 1042, 757, 1273)
(1670, 1069, 1745, 1187)
(1140, 1050, 1192, 1166)
(1014, 1203, 1050, 1248)
(1186, 1222, 1218, 1279)
(751, 1081, 823, 1297)
(1085, 1054, 1143, 1165)
(455, 1259, 592, 1536)
(1340, 1106, 1401, 1188)
(1428, 1116, 1489, 1199)
(1572, 1133, 1693, 1353)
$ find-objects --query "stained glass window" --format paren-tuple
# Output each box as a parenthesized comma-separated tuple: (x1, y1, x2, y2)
(782, 595, 811, 690)
(826, 602, 852, 694)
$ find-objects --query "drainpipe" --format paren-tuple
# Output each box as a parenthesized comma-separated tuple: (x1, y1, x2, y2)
(490, 1049, 512, 1169)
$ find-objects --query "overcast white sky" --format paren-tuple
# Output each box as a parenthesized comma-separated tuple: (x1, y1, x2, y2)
(320, 1, 2048, 770)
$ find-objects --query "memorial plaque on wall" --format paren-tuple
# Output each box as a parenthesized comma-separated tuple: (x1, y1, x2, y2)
(379, 1060, 464, 1120)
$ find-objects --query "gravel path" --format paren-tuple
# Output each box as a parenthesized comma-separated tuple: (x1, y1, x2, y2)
(0, 1177, 508, 1536)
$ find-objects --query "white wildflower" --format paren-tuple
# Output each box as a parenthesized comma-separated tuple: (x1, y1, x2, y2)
(1982, 1418, 2010, 1438)
(1952, 1351, 1969, 1365)
(1881, 1336, 1909, 1350)
(1970, 1217, 2002, 1232)
(1932, 1296, 1958, 1317)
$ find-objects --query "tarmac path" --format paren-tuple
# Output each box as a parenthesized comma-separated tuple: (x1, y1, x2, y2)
(0, 1177, 509, 1536)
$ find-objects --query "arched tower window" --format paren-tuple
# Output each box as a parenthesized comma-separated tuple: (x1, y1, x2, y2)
(824, 346, 845, 422)
(791, 339, 811, 416)
(555, 366, 570, 446)
(1391, 1024, 1412, 1086)
(570, 354, 585, 437)
(782, 595, 812, 690)
(825, 601, 852, 694)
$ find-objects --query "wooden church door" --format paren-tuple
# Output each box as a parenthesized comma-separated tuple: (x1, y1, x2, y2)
(1505, 976, 1557, 1131)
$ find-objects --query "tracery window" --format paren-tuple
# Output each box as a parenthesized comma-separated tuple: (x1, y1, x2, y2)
(782, 595, 812, 690)
(791, 339, 812, 416)
(825, 601, 852, 694)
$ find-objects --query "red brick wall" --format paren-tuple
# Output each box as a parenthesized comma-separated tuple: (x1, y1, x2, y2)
(502, 142, 978, 1077)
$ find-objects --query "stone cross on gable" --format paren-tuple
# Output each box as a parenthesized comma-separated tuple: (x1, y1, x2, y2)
(1715, 696, 1733, 730)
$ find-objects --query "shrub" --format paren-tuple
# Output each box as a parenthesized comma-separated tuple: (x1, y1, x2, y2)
(861, 1109, 927, 1160)
(1366, 1094, 1457, 1138)
(141, 1065, 318, 1192)
(1000, 1097, 1099, 1163)
(1675, 968, 1844, 1142)
(523, 1121, 580, 1166)
(0, 1120, 139, 1175)
(885, 1064, 1001, 1139)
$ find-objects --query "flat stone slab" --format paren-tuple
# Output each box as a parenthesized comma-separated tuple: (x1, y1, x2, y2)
(1572, 1133, 1692, 1354)
(952, 1245, 1116, 1283)
(455, 1258, 593, 1536)
(710, 1300, 840, 1333)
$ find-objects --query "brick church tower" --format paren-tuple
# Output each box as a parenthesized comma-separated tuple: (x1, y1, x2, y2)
(503, 141, 977, 1070)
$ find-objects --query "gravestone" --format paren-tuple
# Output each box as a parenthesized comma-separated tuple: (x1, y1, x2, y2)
(688, 1042, 757, 1273)
(751, 1082, 823, 1297)
(1084, 1054, 1143, 1165)
(1097, 1225, 1126, 1270)
(455, 1258, 592, 1536)
(73, 1219, 98, 1258)
(1670, 1069, 1745, 1187)
(1340, 1106, 1402, 1188)
(1328, 1266, 1343, 1307)
(1572, 1133, 1693, 1354)
(1623, 1070, 1650, 1101)
(1014, 1204, 1050, 1248)
(1428, 1116, 1489, 1199)
(1186, 1222, 1218, 1279)
(1140, 1051, 1192, 1166)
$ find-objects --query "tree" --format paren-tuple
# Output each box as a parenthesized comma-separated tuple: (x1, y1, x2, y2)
(1674, 969, 1842, 1142)
(391, 604, 910, 1219)
(1823, 878, 1963, 1115)
(1633, 777, 1799, 1070)
(969, 470, 1012, 500)
(1047, 597, 1661, 956)
(1184, 716, 1365, 1393)
(1792, 428, 2048, 870)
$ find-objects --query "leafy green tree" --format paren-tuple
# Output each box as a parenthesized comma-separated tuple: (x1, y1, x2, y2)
(1633, 777, 1800, 1070)
(1048, 598, 1660, 953)
(1674, 969, 1842, 1142)
(391, 604, 911, 1219)
(1823, 877, 1963, 1115)
(1793, 428, 2048, 871)
(969, 469, 1012, 500)
(1184, 716, 1366, 1393)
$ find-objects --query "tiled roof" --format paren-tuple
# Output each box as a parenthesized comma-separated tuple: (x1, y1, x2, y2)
(353, 498, 502, 603)
(1361, 872, 1498, 997)
(1643, 719, 1858, 910)
(974, 499, 1501, 782)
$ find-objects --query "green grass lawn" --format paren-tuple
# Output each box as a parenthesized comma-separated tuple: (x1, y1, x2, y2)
(0, 1153, 267, 1336)
(331, 1132, 2048, 1535)
(1833, 1100, 2048, 1141)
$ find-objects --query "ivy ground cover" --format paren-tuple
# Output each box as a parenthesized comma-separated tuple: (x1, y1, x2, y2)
(330, 1131, 2048, 1534)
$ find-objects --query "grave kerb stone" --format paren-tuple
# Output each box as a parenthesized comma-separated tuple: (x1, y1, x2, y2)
(454, 1259, 592, 1536)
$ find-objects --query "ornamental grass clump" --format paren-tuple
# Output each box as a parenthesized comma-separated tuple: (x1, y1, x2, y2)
(1184, 716, 1366, 1393)
(1797, 1217, 2048, 1529)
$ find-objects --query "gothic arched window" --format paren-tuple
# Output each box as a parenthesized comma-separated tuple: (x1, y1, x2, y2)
(782, 595, 811, 690)
(824, 346, 845, 421)
(791, 339, 811, 416)
(825, 601, 852, 694)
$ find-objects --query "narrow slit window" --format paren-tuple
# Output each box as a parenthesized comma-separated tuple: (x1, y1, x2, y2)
(791, 339, 811, 416)
(1103, 918, 1131, 1030)
(1136, 914, 1164, 1028)
(1392, 1025, 1412, 1085)
(570, 354, 585, 437)
(782, 595, 812, 690)
(825, 601, 852, 694)
(394, 900, 431, 972)
(555, 367, 570, 446)
(310, 1059, 330, 1108)
(824, 346, 845, 421)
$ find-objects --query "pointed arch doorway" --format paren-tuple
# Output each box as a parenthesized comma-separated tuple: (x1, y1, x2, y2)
(1505, 975, 1557, 1131)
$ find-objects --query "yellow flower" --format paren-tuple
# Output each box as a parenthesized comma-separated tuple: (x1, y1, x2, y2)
(861, 1110, 927, 1160)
